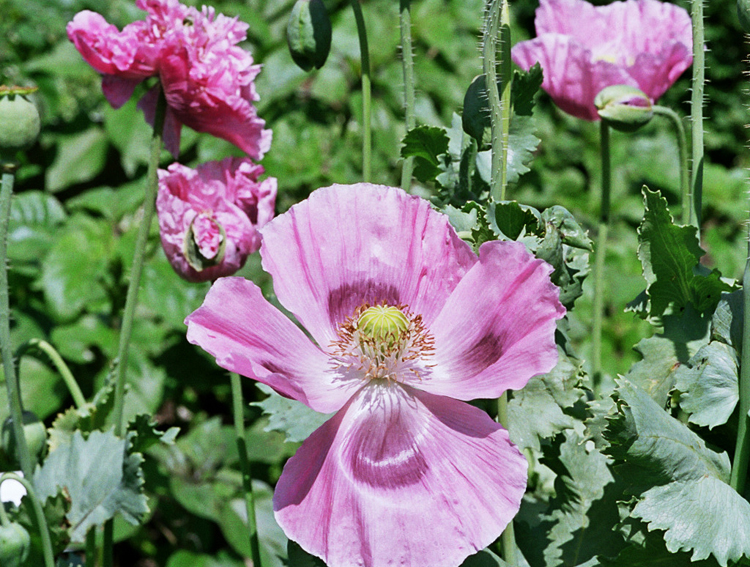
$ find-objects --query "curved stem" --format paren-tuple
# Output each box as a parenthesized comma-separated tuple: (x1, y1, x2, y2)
(0, 169, 33, 480)
(730, 205, 750, 494)
(0, 472, 56, 567)
(592, 121, 611, 392)
(652, 105, 689, 226)
(231, 373, 262, 567)
(16, 339, 86, 409)
(111, 90, 166, 437)
(350, 0, 372, 182)
(399, 0, 415, 192)
(689, 0, 704, 230)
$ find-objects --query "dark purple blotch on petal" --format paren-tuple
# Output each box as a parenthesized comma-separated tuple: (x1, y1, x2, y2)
(462, 332, 504, 376)
(327, 281, 401, 328)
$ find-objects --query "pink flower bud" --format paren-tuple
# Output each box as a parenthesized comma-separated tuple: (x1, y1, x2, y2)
(157, 157, 277, 282)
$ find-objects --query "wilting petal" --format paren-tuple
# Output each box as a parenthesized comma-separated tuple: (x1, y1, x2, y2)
(260, 184, 477, 348)
(274, 383, 527, 567)
(185, 278, 359, 413)
(512, 34, 635, 121)
(424, 241, 564, 400)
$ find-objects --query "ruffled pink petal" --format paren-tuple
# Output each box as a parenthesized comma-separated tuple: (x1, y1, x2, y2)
(185, 277, 359, 413)
(274, 383, 527, 567)
(138, 86, 183, 157)
(512, 34, 636, 121)
(629, 42, 692, 100)
(259, 184, 477, 348)
(423, 241, 564, 400)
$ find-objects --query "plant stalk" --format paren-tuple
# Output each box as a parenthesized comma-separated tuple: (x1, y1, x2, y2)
(350, 0, 372, 182)
(690, 0, 704, 230)
(399, 0, 416, 192)
(652, 105, 689, 226)
(592, 121, 611, 392)
(0, 169, 33, 481)
(231, 372, 263, 567)
(0, 472, 56, 567)
(16, 339, 86, 409)
(497, 392, 517, 564)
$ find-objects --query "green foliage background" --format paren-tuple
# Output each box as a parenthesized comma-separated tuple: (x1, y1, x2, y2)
(1, 0, 749, 564)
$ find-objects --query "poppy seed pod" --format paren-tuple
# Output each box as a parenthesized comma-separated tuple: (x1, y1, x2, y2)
(595, 85, 654, 132)
(0, 522, 31, 567)
(0, 87, 40, 160)
(287, 0, 332, 72)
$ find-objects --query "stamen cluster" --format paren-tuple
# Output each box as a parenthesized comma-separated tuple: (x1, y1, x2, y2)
(330, 303, 434, 383)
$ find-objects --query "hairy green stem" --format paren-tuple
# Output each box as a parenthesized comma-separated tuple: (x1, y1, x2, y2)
(1, 169, 33, 480)
(16, 339, 86, 409)
(399, 0, 415, 192)
(0, 472, 56, 567)
(652, 105, 689, 225)
(105, 89, 166, 567)
(690, 0, 704, 230)
(231, 373, 262, 567)
(111, 91, 166, 436)
(497, 392, 517, 563)
(350, 0, 372, 182)
(592, 121, 611, 392)
(730, 214, 750, 493)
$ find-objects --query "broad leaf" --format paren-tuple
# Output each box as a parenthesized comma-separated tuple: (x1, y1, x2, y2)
(632, 476, 750, 566)
(253, 383, 332, 443)
(7, 191, 66, 275)
(400, 125, 449, 183)
(34, 429, 149, 542)
(47, 380, 115, 452)
(127, 414, 179, 454)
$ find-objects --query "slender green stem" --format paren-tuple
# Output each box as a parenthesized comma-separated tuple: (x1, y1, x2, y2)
(399, 0, 415, 192)
(350, 0, 372, 182)
(0, 169, 33, 480)
(496, 392, 517, 564)
(16, 339, 86, 409)
(592, 121, 611, 392)
(0, 472, 56, 567)
(690, 0, 704, 230)
(86, 528, 98, 567)
(729, 212, 750, 494)
(105, 89, 166, 567)
(652, 105, 689, 226)
(498, 0, 511, 200)
(483, 0, 502, 200)
(231, 373, 263, 567)
(111, 91, 166, 437)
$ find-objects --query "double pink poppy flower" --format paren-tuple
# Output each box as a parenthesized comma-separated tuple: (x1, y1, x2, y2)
(512, 0, 693, 121)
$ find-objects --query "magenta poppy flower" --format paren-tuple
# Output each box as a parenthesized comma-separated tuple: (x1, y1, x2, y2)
(157, 157, 276, 282)
(67, 0, 271, 159)
(511, 0, 692, 120)
(185, 184, 565, 566)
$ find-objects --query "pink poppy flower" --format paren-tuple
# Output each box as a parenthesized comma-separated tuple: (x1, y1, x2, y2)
(185, 184, 565, 567)
(157, 157, 276, 282)
(511, 0, 692, 120)
(67, 0, 271, 159)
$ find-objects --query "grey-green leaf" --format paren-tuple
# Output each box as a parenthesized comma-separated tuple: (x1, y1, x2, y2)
(252, 383, 332, 443)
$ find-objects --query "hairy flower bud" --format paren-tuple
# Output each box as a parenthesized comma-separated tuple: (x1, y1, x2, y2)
(287, 0, 332, 72)
(0, 87, 41, 162)
(739, 0, 750, 33)
(594, 85, 653, 132)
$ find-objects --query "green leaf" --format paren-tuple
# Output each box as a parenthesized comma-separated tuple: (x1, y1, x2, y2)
(126, 414, 179, 454)
(711, 290, 743, 349)
(252, 383, 332, 443)
(507, 348, 586, 452)
(166, 550, 244, 567)
(103, 97, 152, 177)
(674, 341, 739, 429)
(33, 429, 149, 542)
(636, 188, 732, 319)
(400, 126, 450, 183)
(632, 475, 750, 566)
(49, 314, 118, 364)
(46, 128, 109, 192)
(604, 380, 730, 488)
(460, 549, 510, 567)
(66, 180, 145, 223)
(7, 191, 66, 275)
(507, 115, 541, 184)
(10, 490, 70, 565)
(287, 541, 326, 567)
(601, 529, 721, 566)
(487, 200, 541, 241)
(511, 63, 543, 116)
(47, 380, 115, 452)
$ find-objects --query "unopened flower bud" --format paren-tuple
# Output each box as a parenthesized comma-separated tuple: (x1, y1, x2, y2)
(0, 522, 31, 567)
(0, 86, 41, 160)
(594, 85, 653, 132)
(287, 0, 332, 72)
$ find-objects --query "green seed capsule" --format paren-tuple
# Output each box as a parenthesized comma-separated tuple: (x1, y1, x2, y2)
(0, 86, 41, 155)
(287, 0, 332, 72)
(1, 411, 47, 466)
(0, 522, 31, 567)
(594, 85, 653, 133)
